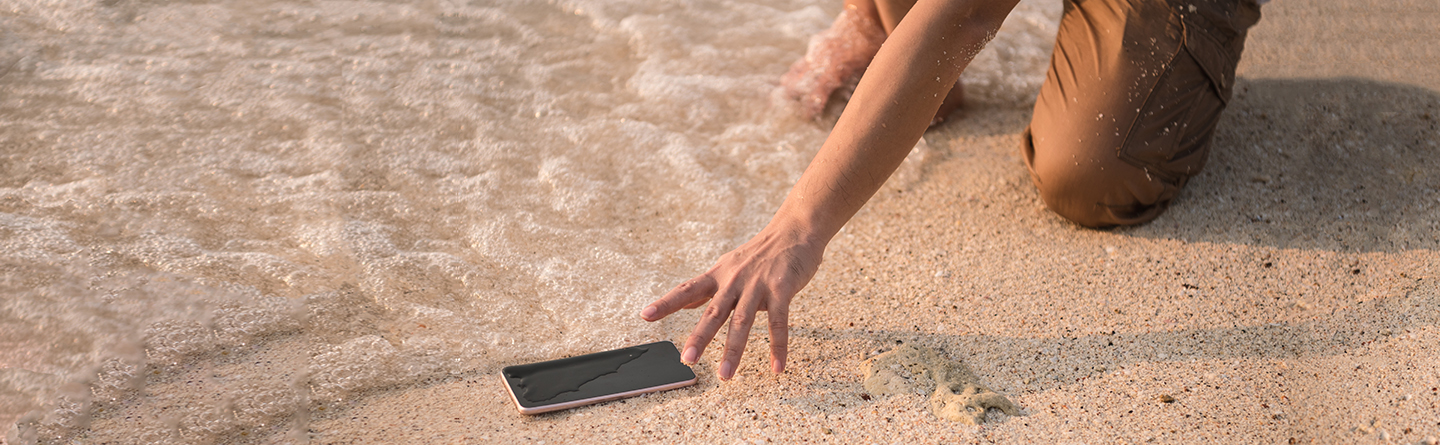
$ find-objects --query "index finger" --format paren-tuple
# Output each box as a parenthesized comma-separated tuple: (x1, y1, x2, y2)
(640, 276, 718, 322)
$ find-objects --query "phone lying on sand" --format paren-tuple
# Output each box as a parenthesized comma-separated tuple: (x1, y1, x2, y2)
(501, 341, 697, 414)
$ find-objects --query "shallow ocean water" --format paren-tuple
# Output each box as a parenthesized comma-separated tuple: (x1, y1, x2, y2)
(0, 0, 1059, 441)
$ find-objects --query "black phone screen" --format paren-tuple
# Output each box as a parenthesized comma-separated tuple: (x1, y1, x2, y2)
(501, 341, 696, 413)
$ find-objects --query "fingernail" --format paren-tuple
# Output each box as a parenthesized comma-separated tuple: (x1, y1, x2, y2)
(682, 347, 699, 364)
(640, 306, 657, 319)
(719, 360, 735, 380)
(773, 361, 785, 374)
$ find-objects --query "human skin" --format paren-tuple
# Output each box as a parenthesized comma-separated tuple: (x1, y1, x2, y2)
(781, 0, 968, 124)
(858, 0, 969, 125)
(640, 0, 1023, 380)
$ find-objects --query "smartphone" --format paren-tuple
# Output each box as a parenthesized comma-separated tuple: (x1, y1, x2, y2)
(501, 340, 697, 414)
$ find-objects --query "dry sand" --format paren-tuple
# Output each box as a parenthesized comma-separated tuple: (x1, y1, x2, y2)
(296, 1, 1440, 443)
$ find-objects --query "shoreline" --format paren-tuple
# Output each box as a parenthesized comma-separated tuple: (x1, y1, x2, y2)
(6, 0, 1439, 443)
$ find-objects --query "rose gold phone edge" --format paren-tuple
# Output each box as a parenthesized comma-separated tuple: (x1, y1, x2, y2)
(502, 374, 698, 415)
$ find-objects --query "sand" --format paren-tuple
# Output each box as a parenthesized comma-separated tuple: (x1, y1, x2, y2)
(861, 344, 1020, 425)
(6, 0, 1439, 443)
(284, 1, 1440, 443)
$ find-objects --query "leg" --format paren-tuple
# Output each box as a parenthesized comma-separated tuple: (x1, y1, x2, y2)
(869, 0, 917, 33)
(781, 0, 964, 124)
(781, 1, 886, 119)
(1024, 0, 1261, 227)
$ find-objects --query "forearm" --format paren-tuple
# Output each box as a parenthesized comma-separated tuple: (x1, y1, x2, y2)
(642, 0, 1020, 378)
(773, 0, 1018, 242)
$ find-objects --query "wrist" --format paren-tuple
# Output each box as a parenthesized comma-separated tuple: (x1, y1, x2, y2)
(765, 206, 834, 250)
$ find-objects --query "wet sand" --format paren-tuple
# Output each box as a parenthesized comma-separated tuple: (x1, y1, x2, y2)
(7, 0, 1439, 443)
(296, 1, 1440, 443)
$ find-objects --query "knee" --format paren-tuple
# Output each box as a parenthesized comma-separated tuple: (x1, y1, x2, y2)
(1024, 131, 1179, 228)
(1033, 166, 1168, 229)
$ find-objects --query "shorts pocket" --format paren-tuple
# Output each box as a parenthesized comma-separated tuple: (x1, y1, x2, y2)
(1181, 14, 1240, 102)
(1116, 15, 1228, 183)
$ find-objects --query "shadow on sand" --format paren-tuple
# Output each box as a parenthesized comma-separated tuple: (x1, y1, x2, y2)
(784, 276, 1436, 405)
(1122, 77, 1440, 253)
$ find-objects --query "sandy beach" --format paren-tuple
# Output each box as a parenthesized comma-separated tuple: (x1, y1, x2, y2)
(3, 0, 1438, 443)
(300, 1, 1439, 443)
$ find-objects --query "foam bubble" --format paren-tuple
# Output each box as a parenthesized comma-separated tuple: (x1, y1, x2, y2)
(231, 382, 302, 427)
(212, 297, 304, 346)
(144, 321, 216, 366)
(308, 335, 402, 402)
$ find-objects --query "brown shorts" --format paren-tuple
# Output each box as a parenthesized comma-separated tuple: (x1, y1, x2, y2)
(1023, 0, 1262, 227)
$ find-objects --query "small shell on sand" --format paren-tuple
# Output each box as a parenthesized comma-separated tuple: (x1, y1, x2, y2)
(860, 344, 1020, 424)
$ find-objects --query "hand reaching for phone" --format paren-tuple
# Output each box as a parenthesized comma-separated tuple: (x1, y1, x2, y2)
(639, 0, 1013, 383)
(639, 222, 825, 380)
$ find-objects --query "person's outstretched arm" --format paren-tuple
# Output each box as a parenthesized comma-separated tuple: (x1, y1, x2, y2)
(640, 0, 1021, 380)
